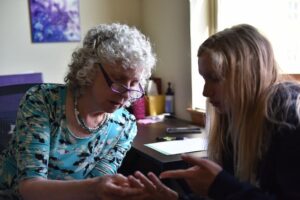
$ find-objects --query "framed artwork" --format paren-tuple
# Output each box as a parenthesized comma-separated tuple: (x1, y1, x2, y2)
(29, 0, 81, 43)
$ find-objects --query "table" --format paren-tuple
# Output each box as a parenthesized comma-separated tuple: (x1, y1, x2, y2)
(119, 117, 207, 176)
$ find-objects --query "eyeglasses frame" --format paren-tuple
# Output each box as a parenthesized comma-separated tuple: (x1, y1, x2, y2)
(98, 63, 145, 100)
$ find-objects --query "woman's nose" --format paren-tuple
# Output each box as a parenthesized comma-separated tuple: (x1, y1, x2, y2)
(120, 90, 131, 99)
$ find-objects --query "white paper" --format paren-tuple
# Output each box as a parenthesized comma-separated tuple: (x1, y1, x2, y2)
(145, 138, 207, 155)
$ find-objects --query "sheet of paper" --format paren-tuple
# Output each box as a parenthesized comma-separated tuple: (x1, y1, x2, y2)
(145, 137, 207, 155)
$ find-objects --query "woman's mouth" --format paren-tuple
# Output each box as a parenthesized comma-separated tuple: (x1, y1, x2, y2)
(110, 100, 122, 107)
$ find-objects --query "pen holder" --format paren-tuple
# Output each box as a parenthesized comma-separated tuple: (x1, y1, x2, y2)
(146, 95, 165, 116)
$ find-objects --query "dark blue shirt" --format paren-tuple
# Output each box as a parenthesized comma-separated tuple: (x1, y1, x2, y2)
(208, 82, 300, 200)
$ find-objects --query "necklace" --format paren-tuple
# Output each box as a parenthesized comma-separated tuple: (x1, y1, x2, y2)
(74, 95, 108, 134)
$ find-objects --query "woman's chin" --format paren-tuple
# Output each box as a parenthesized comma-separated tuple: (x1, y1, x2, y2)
(107, 102, 122, 112)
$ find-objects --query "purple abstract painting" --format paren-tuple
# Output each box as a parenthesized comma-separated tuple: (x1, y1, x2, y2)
(29, 0, 81, 43)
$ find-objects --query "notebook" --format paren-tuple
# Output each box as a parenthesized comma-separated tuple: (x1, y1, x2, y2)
(145, 137, 207, 155)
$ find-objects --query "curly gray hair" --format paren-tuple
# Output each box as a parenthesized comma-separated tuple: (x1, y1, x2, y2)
(65, 23, 156, 93)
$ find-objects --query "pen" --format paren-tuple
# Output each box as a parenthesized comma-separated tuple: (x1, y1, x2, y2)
(166, 127, 201, 133)
(156, 136, 184, 142)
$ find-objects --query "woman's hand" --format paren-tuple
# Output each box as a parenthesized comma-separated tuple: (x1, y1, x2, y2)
(94, 173, 144, 200)
(159, 154, 222, 197)
(94, 171, 179, 200)
(19, 174, 145, 200)
(131, 171, 178, 200)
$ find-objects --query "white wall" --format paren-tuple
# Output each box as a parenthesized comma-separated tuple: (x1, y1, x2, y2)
(141, 0, 192, 120)
(0, 0, 141, 83)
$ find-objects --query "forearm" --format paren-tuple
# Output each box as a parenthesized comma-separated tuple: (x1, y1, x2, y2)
(19, 178, 98, 200)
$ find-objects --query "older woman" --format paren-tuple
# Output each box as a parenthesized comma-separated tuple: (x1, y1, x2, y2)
(0, 23, 156, 200)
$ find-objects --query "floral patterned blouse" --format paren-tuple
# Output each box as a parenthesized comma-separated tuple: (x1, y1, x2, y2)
(0, 84, 137, 199)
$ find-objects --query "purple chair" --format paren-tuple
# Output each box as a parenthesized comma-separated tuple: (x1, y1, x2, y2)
(0, 73, 43, 151)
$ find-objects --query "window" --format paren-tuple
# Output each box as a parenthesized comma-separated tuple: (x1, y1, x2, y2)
(218, 0, 300, 73)
(191, 0, 300, 110)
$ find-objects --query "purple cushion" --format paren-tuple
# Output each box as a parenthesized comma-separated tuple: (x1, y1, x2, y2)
(0, 73, 43, 151)
(0, 72, 43, 86)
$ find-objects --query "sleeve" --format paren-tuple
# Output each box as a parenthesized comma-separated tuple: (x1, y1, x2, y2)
(270, 125, 300, 200)
(90, 113, 137, 176)
(208, 84, 300, 200)
(209, 105, 300, 199)
(208, 170, 276, 200)
(14, 86, 51, 181)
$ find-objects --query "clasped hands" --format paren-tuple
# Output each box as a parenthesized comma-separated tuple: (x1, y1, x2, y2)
(95, 171, 178, 200)
(97, 154, 222, 200)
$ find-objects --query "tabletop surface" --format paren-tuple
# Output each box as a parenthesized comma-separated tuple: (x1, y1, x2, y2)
(132, 117, 207, 166)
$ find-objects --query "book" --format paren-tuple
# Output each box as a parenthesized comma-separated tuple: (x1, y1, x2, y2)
(145, 137, 207, 155)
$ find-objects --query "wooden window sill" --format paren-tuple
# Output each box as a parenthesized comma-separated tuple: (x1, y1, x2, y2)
(187, 108, 206, 127)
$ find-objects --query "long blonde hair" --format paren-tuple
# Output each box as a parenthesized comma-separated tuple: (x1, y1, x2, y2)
(198, 24, 279, 183)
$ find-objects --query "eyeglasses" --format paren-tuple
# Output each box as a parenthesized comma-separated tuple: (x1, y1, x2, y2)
(98, 63, 144, 101)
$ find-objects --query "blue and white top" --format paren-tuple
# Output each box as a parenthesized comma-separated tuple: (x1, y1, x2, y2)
(0, 83, 137, 199)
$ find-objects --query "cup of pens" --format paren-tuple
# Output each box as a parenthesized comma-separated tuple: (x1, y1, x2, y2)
(146, 95, 165, 116)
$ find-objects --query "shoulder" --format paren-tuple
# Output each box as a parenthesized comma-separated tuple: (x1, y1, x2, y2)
(270, 81, 300, 102)
(267, 81, 300, 134)
(22, 83, 66, 103)
(19, 83, 67, 116)
(108, 108, 136, 132)
(106, 108, 137, 139)
(268, 82, 300, 112)
(110, 107, 136, 124)
(25, 83, 66, 96)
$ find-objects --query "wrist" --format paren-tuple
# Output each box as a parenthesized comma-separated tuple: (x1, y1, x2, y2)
(88, 177, 103, 200)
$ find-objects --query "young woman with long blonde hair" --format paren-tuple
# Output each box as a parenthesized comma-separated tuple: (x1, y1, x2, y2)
(160, 24, 300, 199)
